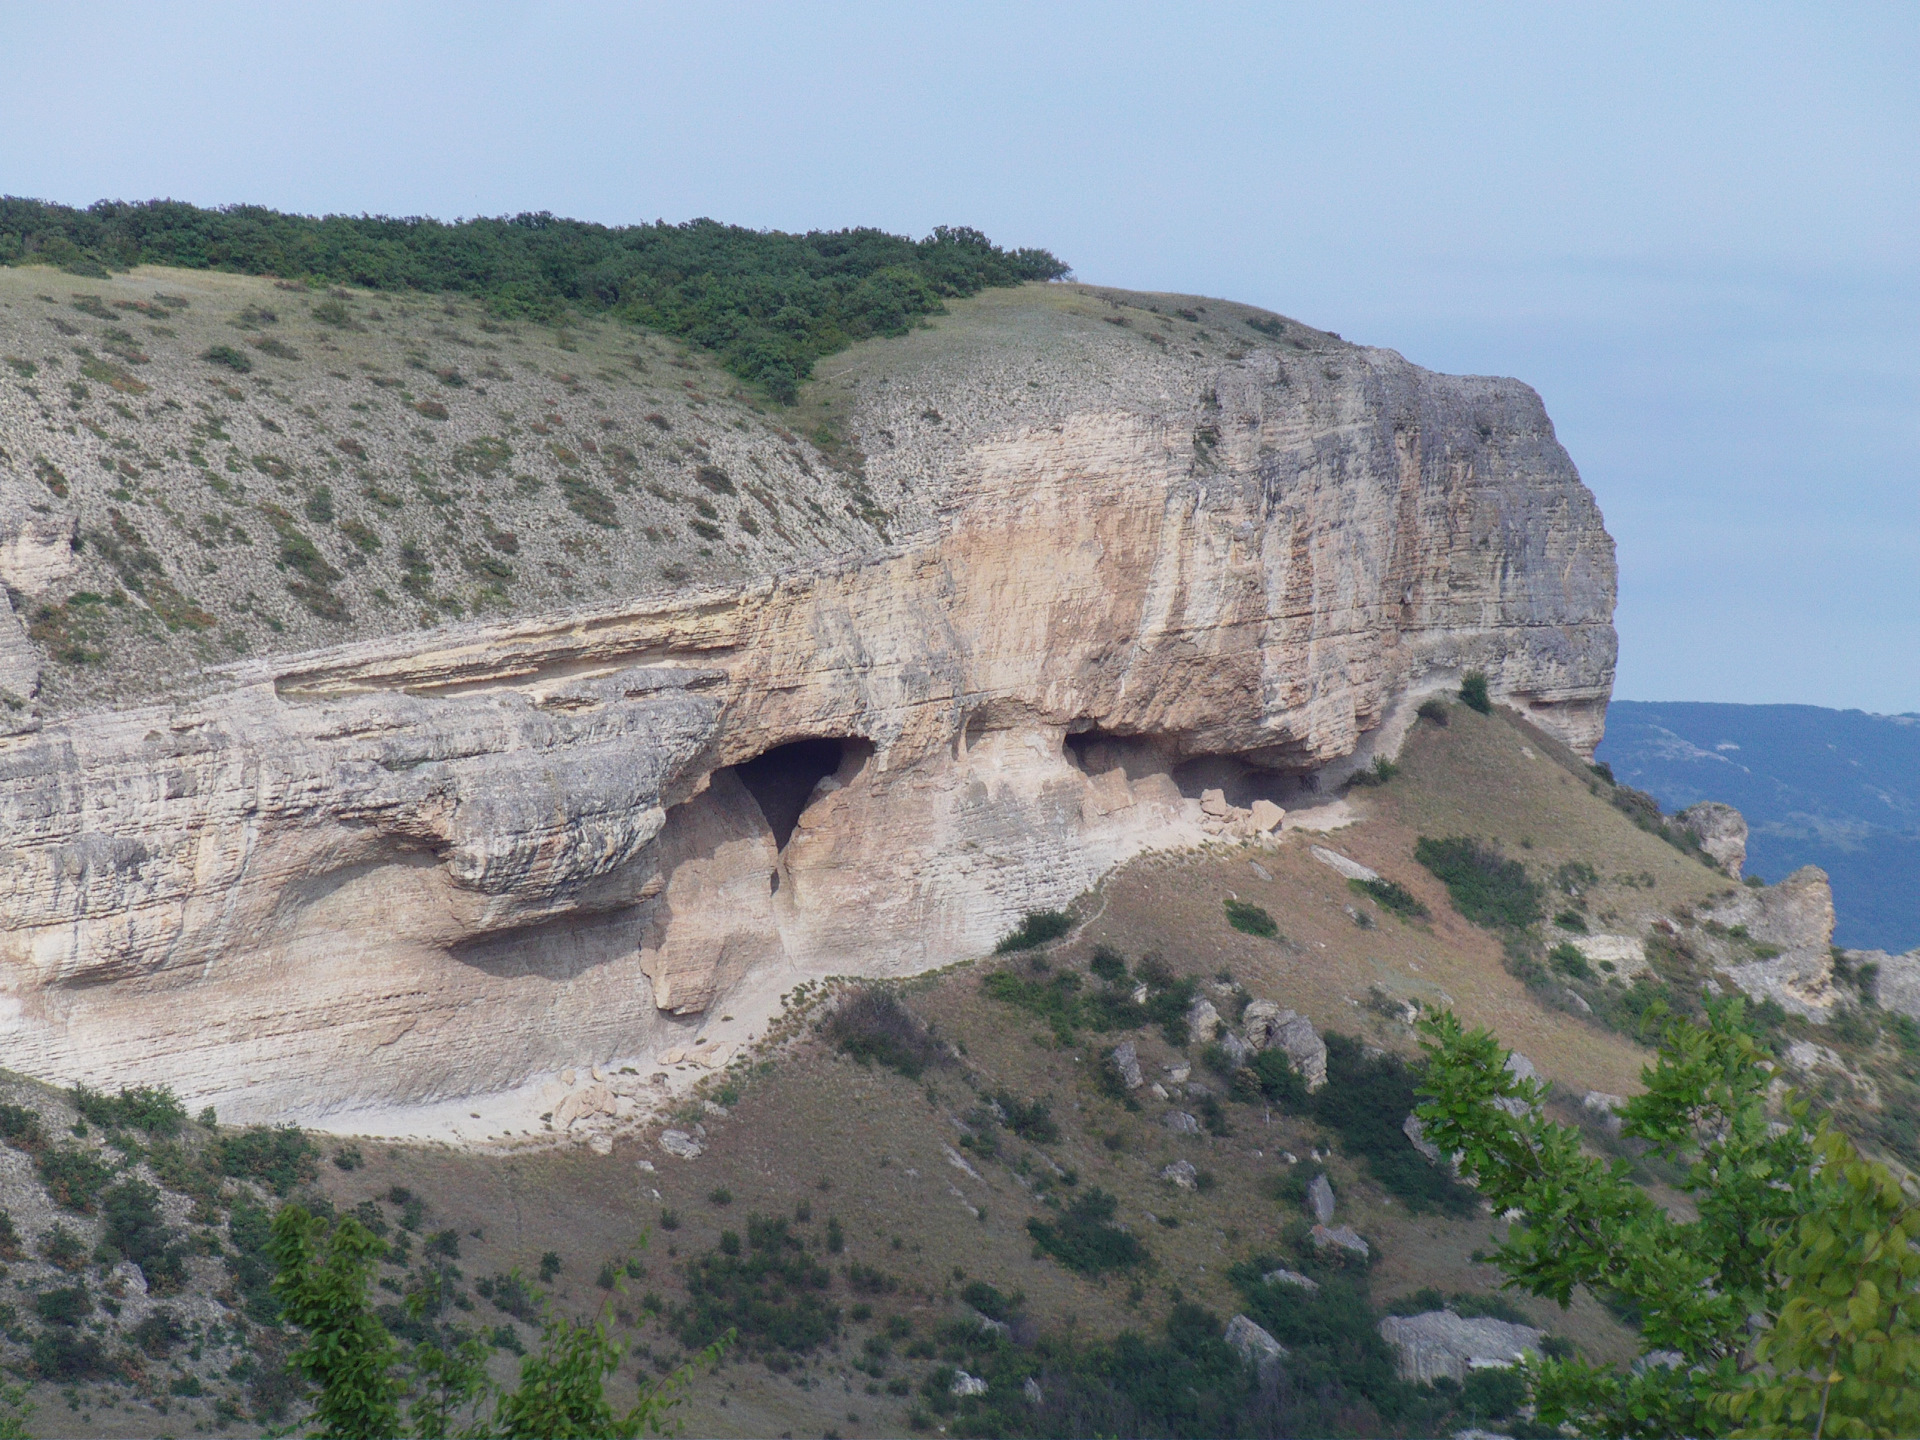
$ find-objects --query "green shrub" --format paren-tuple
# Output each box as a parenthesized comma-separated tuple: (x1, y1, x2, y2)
(1247, 1049, 1308, 1110)
(0, 1209, 19, 1262)
(960, 1281, 1024, 1322)
(1223, 899, 1278, 938)
(1416, 697, 1450, 726)
(1462, 1364, 1527, 1422)
(0, 1103, 45, 1153)
(36, 1145, 113, 1212)
(1089, 946, 1129, 986)
(1549, 942, 1595, 981)
(538, 1250, 562, 1282)
(1350, 876, 1429, 920)
(214, 1125, 317, 1196)
(827, 988, 945, 1078)
(1459, 671, 1491, 713)
(1025, 1188, 1146, 1276)
(70, 1083, 187, 1136)
(1347, 756, 1399, 787)
(1311, 1034, 1477, 1216)
(40, 1223, 86, 1272)
(995, 910, 1073, 953)
(994, 1092, 1059, 1145)
(200, 344, 253, 372)
(668, 1217, 837, 1359)
(1414, 836, 1543, 930)
(100, 1177, 187, 1291)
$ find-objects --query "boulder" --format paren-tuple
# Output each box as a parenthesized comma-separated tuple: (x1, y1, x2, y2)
(950, 1371, 989, 1397)
(1162, 1160, 1198, 1189)
(1377, 1311, 1544, 1384)
(657, 1129, 704, 1159)
(1244, 1004, 1328, 1090)
(1310, 845, 1380, 883)
(1673, 801, 1747, 878)
(1023, 1377, 1044, 1404)
(1225, 1314, 1287, 1378)
(1307, 1172, 1336, 1225)
(1164, 1110, 1201, 1135)
(1186, 997, 1223, 1042)
(1200, 788, 1231, 817)
(1248, 799, 1286, 833)
(1310, 1224, 1369, 1258)
(1215, 1030, 1251, 1068)
(1111, 1041, 1145, 1090)
(1582, 1091, 1626, 1138)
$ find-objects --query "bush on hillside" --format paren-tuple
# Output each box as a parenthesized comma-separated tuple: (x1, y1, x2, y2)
(1223, 899, 1278, 938)
(1414, 836, 1544, 930)
(1025, 1188, 1146, 1276)
(1311, 1034, 1478, 1216)
(995, 910, 1073, 953)
(1351, 876, 1429, 919)
(1459, 671, 1491, 713)
(71, 1083, 187, 1136)
(826, 987, 945, 1078)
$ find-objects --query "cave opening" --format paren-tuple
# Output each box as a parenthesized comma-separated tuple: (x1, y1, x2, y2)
(733, 737, 868, 852)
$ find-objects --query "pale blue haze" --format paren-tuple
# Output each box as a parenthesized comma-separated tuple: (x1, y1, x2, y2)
(1, 3, 1914, 709)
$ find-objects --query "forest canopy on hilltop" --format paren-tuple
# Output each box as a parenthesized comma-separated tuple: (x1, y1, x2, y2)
(0, 197, 1068, 401)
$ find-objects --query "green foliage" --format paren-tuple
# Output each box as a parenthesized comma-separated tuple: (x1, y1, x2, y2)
(1550, 941, 1596, 980)
(1223, 898, 1279, 937)
(35, 1144, 113, 1212)
(1246, 1048, 1308, 1109)
(1350, 876, 1430, 920)
(1025, 1188, 1146, 1276)
(1459, 671, 1492, 713)
(70, 1082, 187, 1136)
(0, 1381, 32, 1440)
(0, 1103, 45, 1153)
(270, 1205, 403, 1438)
(2, 199, 1067, 401)
(826, 987, 944, 1078)
(983, 957, 1196, 1046)
(668, 1214, 834, 1360)
(994, 1091, 1060, 1145)
(1089, 946, 1129, 986)
(216, 1124, 318, 1195)
(1415, 835, 1544, 930)
(1313, 1034, 1478, 1215)
(201, 343, 253, 372)
(994, 909, 1074, 953)
(1416, 998, 1920, 1438)
(1417, 696, 1451, 725)
(1346, 756, 1400, 787)
(100, 1177, 187, 1291)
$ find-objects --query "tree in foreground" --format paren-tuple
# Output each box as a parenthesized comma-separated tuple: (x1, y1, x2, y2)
(271, 1204, 724, 1438)
(1416, 999, 1920, 1438)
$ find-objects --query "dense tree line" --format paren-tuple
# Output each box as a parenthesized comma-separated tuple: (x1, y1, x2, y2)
(0, 197, 1068, 401)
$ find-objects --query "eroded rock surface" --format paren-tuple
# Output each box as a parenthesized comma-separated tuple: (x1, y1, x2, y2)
(0, 278, 1618, 1128)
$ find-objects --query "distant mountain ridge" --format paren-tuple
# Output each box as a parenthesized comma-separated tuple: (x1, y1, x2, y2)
(1597, 701, 1920, 951)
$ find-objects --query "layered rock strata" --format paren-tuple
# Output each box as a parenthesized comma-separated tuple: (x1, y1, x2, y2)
(0, 285, 1617, 1128)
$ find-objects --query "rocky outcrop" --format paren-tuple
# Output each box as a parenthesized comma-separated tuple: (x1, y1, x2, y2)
(1242, 1002, 1328, 1089)
(1379, 1311, 1543, 1384)
(1706, 868, 1839, 1021)
(1674, 801, 1747, 878)
(0, 281, 1618, 1129)
(1861, 949, 1920, 1021)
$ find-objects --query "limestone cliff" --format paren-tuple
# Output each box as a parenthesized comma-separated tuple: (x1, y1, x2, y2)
(0, 272, 1617, 1128)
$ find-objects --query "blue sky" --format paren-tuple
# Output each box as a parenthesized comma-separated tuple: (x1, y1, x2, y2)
(4, 2, 1914, 710)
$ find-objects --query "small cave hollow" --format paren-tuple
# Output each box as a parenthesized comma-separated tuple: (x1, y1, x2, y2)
(732, 737, 869, 853)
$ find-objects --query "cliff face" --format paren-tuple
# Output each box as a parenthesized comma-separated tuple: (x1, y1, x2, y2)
(0, 274, 1616, 1128)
